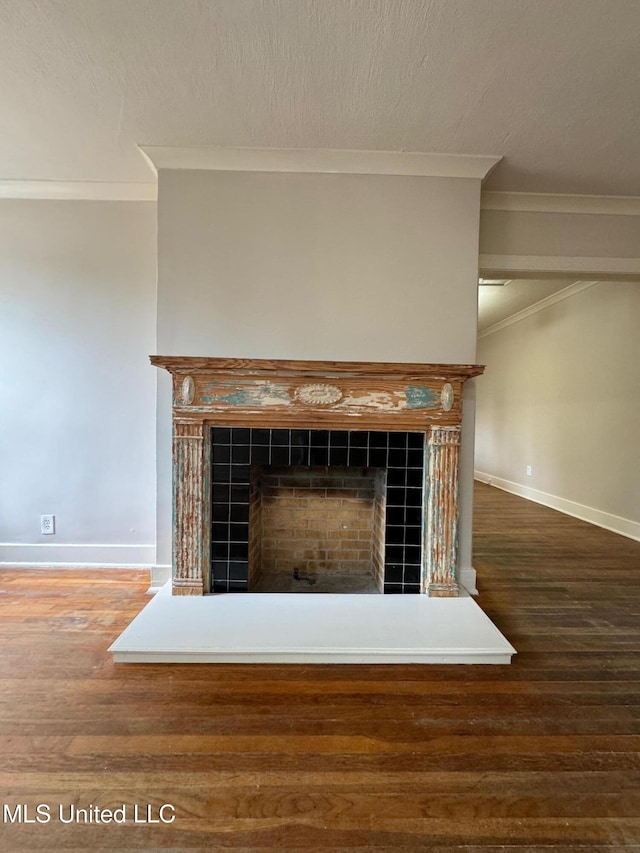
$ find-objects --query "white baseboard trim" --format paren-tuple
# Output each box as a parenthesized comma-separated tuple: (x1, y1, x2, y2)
(0, 542, 156, 567)
(150, 564, 172, 591)
(475, 472, 640, 542)
(459, 567, 478, 595)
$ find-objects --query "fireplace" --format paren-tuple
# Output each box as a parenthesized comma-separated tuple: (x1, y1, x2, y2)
(151, 357, 484, 597)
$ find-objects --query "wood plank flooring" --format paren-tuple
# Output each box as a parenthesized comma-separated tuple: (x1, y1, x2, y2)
(1, 482, 639, 851)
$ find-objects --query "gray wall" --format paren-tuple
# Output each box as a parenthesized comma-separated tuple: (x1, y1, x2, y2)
(475, 281, 640, 539)
(156, 169, 484, 571)
(0, 200, 157, 565)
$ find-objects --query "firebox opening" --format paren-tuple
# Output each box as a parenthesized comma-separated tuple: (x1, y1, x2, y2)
(210, 427, 426, 594)
(248, 466, 387, 594)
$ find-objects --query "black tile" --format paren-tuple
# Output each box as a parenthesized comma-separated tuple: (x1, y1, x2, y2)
(231, 444, 250, 463)
(291, 429, 310, 447)
(385, 506, 405, 526)
(347, 448, 368, 467)
(310, 430, 329, 447)
(349, 431, 368, 448)
(212, 522, 229, 541)
(212, 426, 431, 594)
(213, 444, 231, 463)
(212, 484, 230, 503)
(385, 544, 404, 562)
(386, 487, 406, 506)
(369, 431, 388, 449)
(230, 542, 248, 560)
(212, 580, 229, 593)
(230, 503, 249, 523)
(229, 562, 248, 581)
(228, 580, 248, 592)
(406, 468, 423, 487)
(309, 447, 329, 466)
(408, 447, 425, 468)
(271, 446, 290, 466)
(231, 485, 250, 503)
(386, 468, 406, 487)
(230, 463, 251, 481)
(232, 427, 251, 444)
(403, 584, 421, 595)
(211, 542, 229, 560)
(271, 429, 289, 446)
(404, 565, 421, 585)
(290, 445, 309, 465)
(369, 448, 387, 467)
(211, 502, 230, 522)
(212, 464, 232, 483)
(404, 544, 422, 563)
(405, 488, 423, 507)
(404, 526, 423, 546)
(230, 522, 249, 541)
(211, 561, 228, 581)
(329, 447, 348, 466)
(385, 564, 403, 584)
(388, 432, 408, 449)
(408, 432, 425, 449)
(251, 428, 270, 445)
(385, 526, 405, 545)
(388, 448, 408, 468)
(250, 445, 270, 464)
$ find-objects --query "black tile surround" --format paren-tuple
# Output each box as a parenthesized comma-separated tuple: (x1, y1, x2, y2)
(211, 428, 426, 594)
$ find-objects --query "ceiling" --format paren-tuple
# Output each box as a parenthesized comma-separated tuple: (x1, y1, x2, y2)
(1, 0, 640, 193)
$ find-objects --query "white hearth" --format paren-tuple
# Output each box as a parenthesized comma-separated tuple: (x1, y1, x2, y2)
(110, 583, 515, 665)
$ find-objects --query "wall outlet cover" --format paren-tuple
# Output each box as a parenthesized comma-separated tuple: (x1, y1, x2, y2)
(40, 514, 55, 535)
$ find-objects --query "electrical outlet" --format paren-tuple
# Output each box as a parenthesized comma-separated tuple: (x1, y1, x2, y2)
(40, 514, 55, 535)
(526, 466, 532, 477)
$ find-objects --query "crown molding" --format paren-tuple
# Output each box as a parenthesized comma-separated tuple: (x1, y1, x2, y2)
(478, 280, 599, 339)
(481, 191, 640, 216)
(138, 146, 501, 180)
(479, 253, 640, 279)
(0, 180, 157, 201)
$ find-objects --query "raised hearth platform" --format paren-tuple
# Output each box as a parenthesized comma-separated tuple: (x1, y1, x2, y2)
(109, 584, 515, 664)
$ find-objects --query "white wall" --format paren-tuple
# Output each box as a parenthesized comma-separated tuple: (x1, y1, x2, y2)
(475, 281, 640, 540)
(156, 169, 483, 573)
(480, 209, 640, 259)
(0, 200, 158, 566)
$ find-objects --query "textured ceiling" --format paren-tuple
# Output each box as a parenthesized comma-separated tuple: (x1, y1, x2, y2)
(1, 0, 639, 193)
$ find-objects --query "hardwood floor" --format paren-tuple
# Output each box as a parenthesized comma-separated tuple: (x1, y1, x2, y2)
(1, 482, 640, 851)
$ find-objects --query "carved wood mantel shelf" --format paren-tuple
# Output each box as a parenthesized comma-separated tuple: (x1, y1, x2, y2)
(151, 356, 484, 597)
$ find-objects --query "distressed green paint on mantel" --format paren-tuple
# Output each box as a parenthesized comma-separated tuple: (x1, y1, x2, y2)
(405, 385, 438, 409)
(201, 381, 291, 407)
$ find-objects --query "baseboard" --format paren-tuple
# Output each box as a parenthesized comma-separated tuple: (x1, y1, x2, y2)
(459, 566, 478, 595)
(0, 542, 156, 567)
(475, 472, 640, 542)
(150, 564, 172, 591)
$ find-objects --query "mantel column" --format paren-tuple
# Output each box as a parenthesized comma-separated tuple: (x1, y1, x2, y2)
(425, 425, 461, 597)
(173, 419, 209, 595)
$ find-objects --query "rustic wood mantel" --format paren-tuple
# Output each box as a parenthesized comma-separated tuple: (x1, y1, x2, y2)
(151, 356, 484, 597)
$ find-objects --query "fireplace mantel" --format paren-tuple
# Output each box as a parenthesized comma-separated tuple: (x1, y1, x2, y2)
(152, 356, 484, 597)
